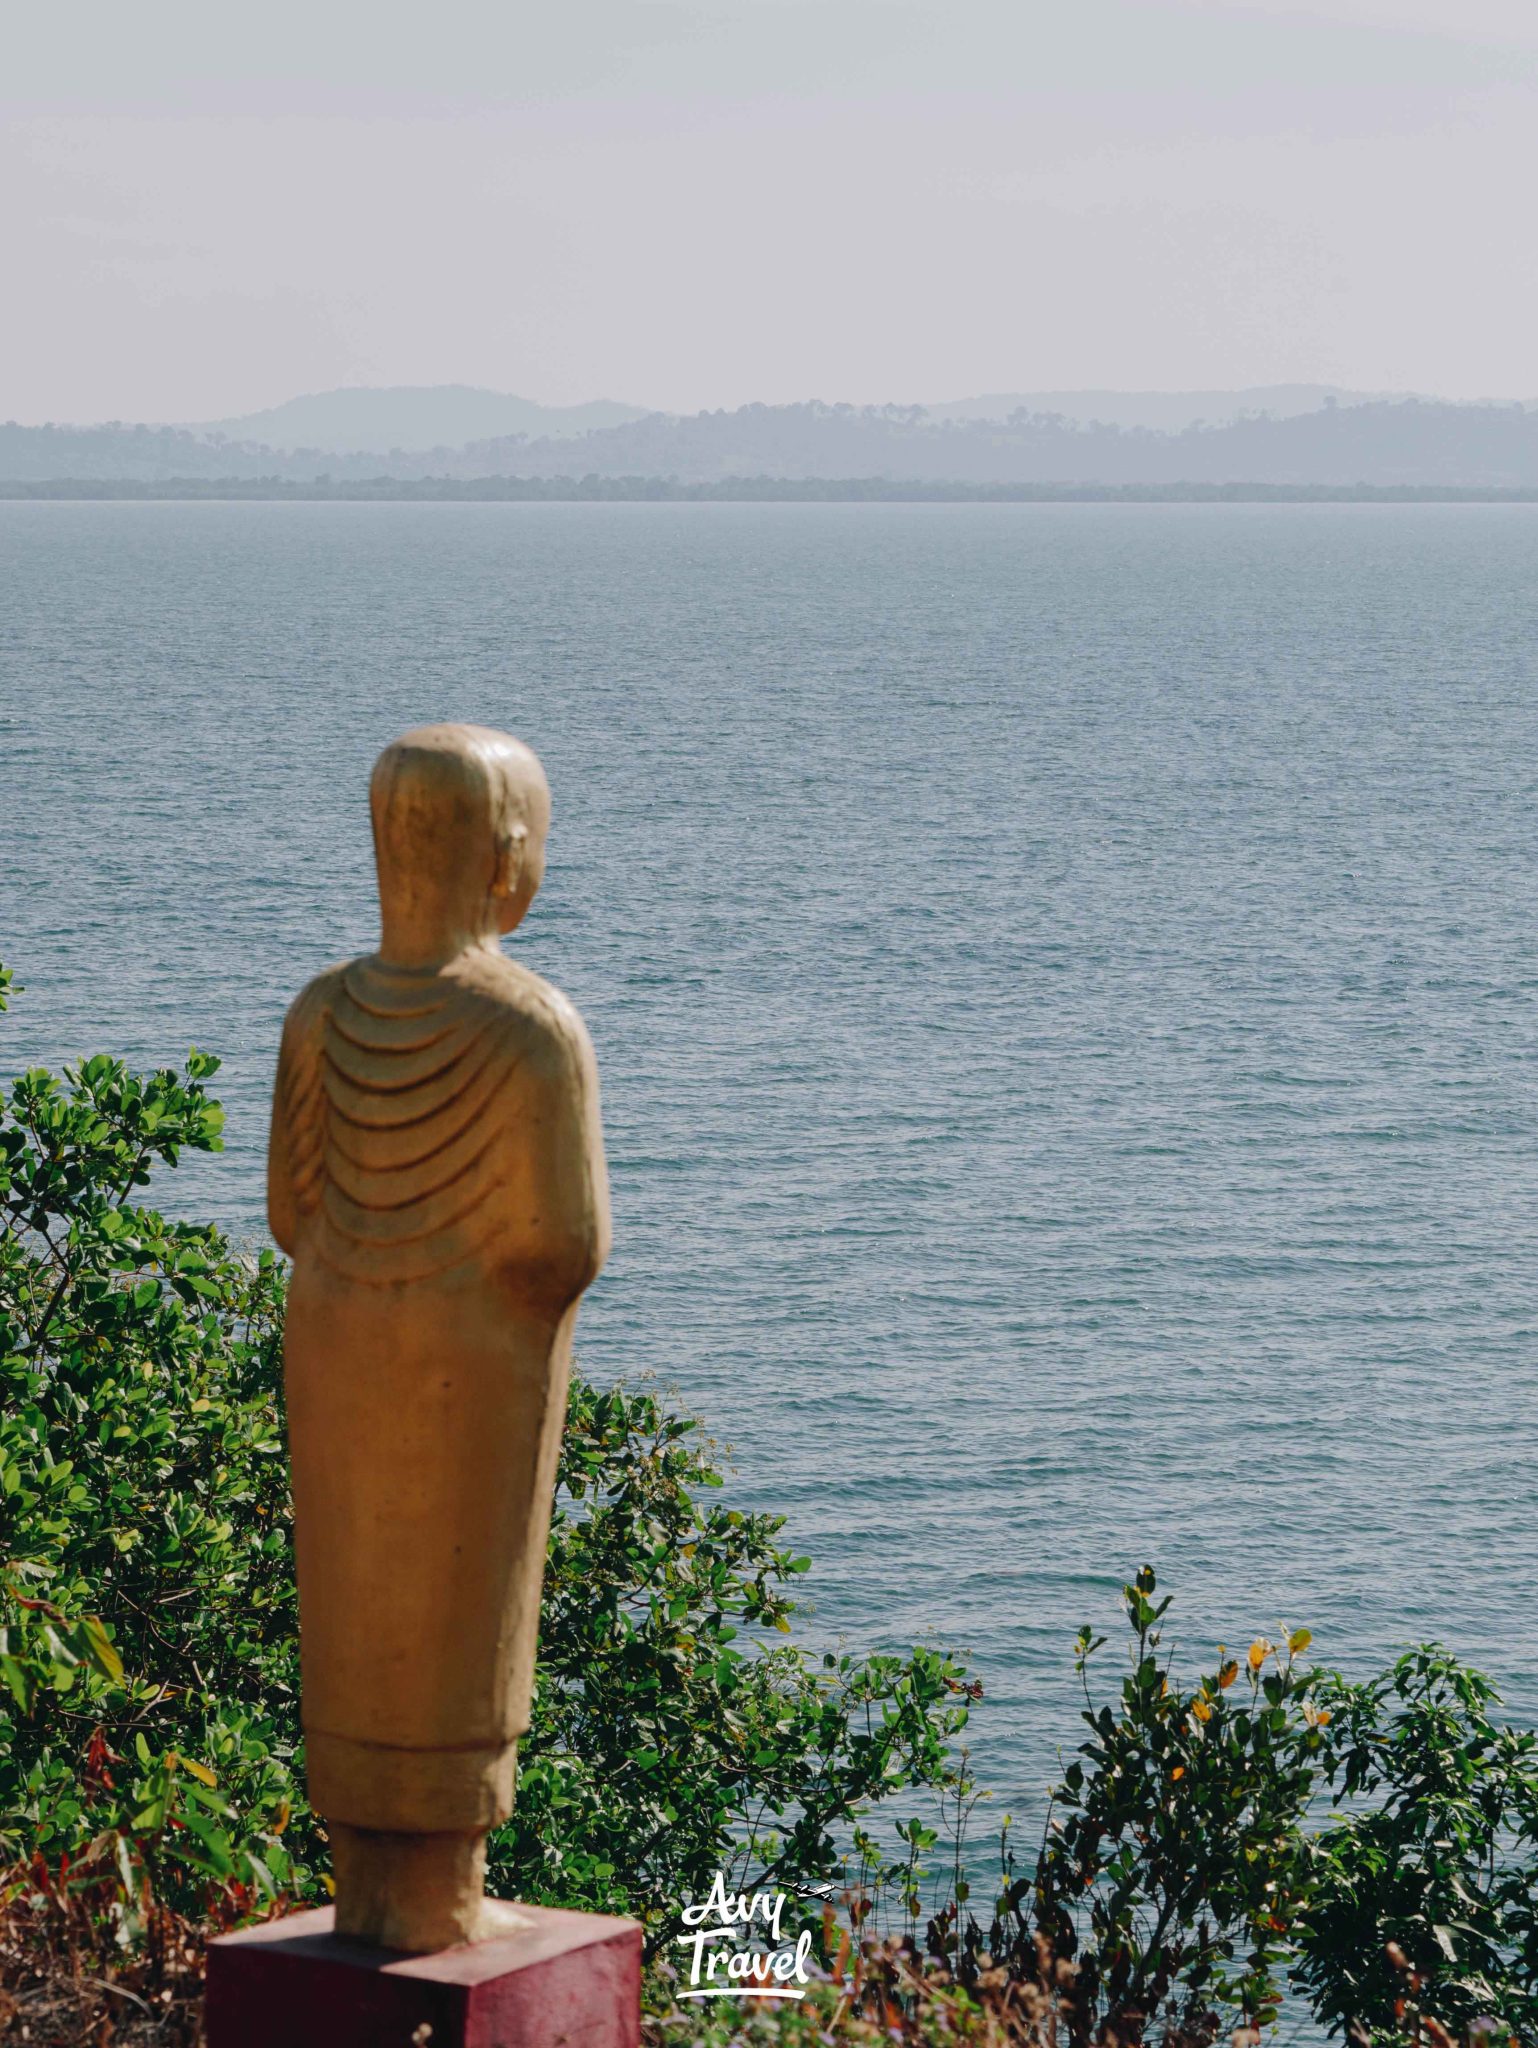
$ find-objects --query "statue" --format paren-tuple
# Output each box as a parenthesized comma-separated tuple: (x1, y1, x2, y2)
(267, 723, 611, 1953)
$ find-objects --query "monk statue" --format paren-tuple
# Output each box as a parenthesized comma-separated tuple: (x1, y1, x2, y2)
(267, 723, 611, 1953)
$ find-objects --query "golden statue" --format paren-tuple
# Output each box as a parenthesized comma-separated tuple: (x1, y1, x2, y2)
(268, 724, 611, 1952)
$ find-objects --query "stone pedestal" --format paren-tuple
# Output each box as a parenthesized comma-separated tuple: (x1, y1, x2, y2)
(205, 1902, 642, 2048)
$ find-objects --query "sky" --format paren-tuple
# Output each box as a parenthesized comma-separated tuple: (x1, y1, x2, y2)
(3, 0, 1536, 423)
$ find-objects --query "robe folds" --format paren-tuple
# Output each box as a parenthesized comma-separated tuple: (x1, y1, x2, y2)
(269, 950, 610, 1835)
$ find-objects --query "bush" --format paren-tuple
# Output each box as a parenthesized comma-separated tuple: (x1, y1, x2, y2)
(916, 1571, 1538, 2047)
(1299, 1647, 1538, 2045)
(1029, 1571, 1327, 2039)
(0, 963, 306, 1924)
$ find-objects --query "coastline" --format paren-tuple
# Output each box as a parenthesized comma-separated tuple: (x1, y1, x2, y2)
(6, 475, 1538, 503)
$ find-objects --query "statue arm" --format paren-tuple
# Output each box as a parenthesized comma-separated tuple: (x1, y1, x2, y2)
(268, 979, 330, 1256)
(268, 1080, 298, 1256)
(505, 995, 612, 1308)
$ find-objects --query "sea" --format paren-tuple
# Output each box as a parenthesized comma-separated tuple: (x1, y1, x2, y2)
(3, 499, 1536, 1874)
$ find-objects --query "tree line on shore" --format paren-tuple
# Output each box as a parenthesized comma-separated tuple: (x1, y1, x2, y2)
(6, 396, 1538, 489)
(7, 477, 1538, 503)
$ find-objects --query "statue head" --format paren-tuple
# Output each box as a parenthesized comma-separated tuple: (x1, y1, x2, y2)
(370, 724, 552, 967)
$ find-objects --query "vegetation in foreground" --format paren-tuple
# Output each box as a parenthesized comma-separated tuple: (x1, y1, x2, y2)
(1, 959, 1536, 2046)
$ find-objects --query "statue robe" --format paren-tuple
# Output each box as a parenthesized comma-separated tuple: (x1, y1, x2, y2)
(268, 949, 610, 1836)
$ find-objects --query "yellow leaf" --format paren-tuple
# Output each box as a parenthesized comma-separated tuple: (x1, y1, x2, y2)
(1247, 1640, 1268, 1672)
(83, 1615, 124, 1685)
(1191, 1697, 1213, 1724)
(1171, 1766, 1185, 1781)
(1289, 1628, 1313, 1656)
(274, 1798, 290, 1835)
(1218, 1661, 1239, 1690)
(181, 1755, 218, 1787)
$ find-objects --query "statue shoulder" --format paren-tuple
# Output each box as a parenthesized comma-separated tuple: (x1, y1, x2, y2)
(454, 953, 610, 1284)
(279, 960, 353, 1056)
(452, 952, 598, 1084)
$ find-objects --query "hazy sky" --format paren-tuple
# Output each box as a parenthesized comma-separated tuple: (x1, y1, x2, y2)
(4, 0, 1536, 422)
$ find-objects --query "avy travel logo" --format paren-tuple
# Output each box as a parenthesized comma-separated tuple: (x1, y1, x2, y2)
(674, 1873, 821, 2000)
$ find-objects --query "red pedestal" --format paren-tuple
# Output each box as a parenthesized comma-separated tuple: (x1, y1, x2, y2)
(205, 1902, 643, 2048)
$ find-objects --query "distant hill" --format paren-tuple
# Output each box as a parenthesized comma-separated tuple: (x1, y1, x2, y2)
(8, 396, 1538, 488)
(922, 386, 1400, 431)
(448, 397, 1538, 486)
(190, 385, 649, 451)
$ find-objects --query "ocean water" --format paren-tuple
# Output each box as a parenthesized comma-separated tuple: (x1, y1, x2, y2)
(3, 500, 1537, 1848)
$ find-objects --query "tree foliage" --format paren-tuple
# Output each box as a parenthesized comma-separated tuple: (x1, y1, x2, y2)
(1028, 1570, 1326, 2038)
(0, 961, 306, 1920)
(1299, 1647, 1538, 2044)
(927, 1571, 1538, 2047)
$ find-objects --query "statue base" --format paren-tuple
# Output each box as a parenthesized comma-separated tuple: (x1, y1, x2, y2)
(205, 1902, 642, 2048)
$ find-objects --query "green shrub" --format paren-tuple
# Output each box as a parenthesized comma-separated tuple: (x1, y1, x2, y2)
(923, 1568, 1329, 2045)
(1031, 1570, 1327, 2038)
(1299, 1647, 1538, 2044)
(0, 962, 308, 1923)
(926, 1572, 1538, 2047)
